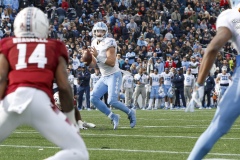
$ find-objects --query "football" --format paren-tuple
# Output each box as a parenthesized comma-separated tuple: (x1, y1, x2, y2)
(82, 50, 92, 66)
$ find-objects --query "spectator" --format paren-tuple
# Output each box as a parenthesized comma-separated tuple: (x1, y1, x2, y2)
(77, 66, 91, 110)
(172, 68, 186, 108)
(201, 72, 215, 109)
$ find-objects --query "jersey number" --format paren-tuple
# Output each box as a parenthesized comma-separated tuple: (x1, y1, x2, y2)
(16, 44, 47, 70)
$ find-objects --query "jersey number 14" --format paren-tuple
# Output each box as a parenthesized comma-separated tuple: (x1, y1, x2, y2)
(16, 44, 47, 70)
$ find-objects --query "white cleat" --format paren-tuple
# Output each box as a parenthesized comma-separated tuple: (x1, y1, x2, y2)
(78, 120, 88, 130)
(83, 122, 96, 128)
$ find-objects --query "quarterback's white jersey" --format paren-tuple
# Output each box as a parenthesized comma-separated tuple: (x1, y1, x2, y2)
(217, 6, 240, 53)
(160, 72, 173, 86)
(184, 74, 195, 86)
(91, 37, 120, 76)
(150, 74, 161, 86)
(90, 73, 101, 88)
(122, 75, 134, 89)
(217, 73, 231, 85)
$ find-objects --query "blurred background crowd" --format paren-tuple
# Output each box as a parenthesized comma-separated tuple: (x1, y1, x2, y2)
(2, 0, 236, 110)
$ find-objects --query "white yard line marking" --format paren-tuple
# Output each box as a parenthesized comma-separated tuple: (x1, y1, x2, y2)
(12, 131, 240, 140)
(0, 144, 240, 157)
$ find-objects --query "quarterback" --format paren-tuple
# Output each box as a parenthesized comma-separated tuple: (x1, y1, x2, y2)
(0, 7, 88, 159)
(188, 0, 240, 159)
(88, 22, 136, 130)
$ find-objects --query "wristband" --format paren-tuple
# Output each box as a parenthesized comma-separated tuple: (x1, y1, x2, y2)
(96, 55, 107, 63)
(195, 82, 204, 87)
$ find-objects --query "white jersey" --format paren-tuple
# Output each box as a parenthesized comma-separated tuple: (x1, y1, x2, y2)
(217, 73, 231, 85)
(122, 75, 134, 89)
(150, 74, 161, 86)
(134, 73, 148, 86)
(217, 6, 240, 53)
(184, 74, 195, 87)
(189, 61, 199, 74)
(91, 37, 120, 76)
(160, 72, 173, 86)
(90, 73, 101, 88)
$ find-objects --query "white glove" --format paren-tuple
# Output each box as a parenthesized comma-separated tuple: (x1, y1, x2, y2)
(186, 84, 204, 112)
(192, 85, 204, 106)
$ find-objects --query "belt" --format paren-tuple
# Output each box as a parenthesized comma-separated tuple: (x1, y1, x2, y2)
(220, 84, 229, 86)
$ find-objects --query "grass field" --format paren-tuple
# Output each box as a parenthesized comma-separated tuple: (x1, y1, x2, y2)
(1, 109, 240, 160)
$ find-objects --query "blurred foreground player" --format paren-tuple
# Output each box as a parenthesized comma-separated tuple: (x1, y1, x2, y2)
(187, 1, 240, 159)
(0, 7, 88, 160)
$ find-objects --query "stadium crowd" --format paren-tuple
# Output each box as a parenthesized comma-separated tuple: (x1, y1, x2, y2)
(1, 0, 236, 110)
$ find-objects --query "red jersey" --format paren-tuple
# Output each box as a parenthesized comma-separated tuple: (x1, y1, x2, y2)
(0, 37, 68, 103)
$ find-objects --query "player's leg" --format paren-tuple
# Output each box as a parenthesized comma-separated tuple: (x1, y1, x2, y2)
(77, 87, 84, 110)
(0, 94, 23, 143)
(85, 86, 91, 110)
(141, 86, 147, 109)
(125, 88, 131, 108)
(28, 90, 88, 160)
(147, 87, 154, 110)
(133, 86, 140, 109)
(90, 77, 109, 114)
(188, 70, 240, 160)
(107, 72, 136, 128)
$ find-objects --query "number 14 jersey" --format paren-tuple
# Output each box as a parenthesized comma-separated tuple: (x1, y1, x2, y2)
(0, 37, 68, 103)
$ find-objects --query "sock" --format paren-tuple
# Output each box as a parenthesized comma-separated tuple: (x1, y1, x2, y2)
(155, 99, 159, 108)
(148, 99, 153, 108)
(165, 102, 169, 108)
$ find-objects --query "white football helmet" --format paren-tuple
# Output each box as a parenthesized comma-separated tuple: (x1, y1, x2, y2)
(14, 7, 49, 38)
(92, 22, 108, 41)
(53, 92, 61, 109)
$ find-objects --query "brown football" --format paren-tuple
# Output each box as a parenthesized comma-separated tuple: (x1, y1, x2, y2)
(82, 50, 92, 66)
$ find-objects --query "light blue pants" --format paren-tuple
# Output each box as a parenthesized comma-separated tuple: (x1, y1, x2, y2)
(150, 86, 160, 99)
(188, 66, 240, 160)
(90, 71, 130, 116)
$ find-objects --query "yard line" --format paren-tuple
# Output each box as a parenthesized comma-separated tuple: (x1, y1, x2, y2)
(12, 131, 240, 140)
(0, 144, 240, 157)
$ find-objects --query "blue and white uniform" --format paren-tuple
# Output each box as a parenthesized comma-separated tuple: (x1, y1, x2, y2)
(90, 22, 136, 129)
(188, 4, 240, 159)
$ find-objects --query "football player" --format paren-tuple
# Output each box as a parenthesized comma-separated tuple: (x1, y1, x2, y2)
(160, 68, 174, 109)
(87, 22, 136, 130)
(0, 7, 88, 159)
(54, 92, 96, 130)
(216, 66, 232, 102)
(146, 68, 161, 110)
(188, 0, 240, 159)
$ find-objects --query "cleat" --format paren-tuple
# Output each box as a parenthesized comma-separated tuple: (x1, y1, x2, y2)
(111, 114, 120, 130)
(128, 109, 136, 128)
(78, 120, 87, 130)
(83, 122, 96, 128)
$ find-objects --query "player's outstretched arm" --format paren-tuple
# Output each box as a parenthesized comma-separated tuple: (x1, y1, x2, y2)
(55, 56, 74, 112)
(0, 54, 9, 99)
(197, 27, 232, 85)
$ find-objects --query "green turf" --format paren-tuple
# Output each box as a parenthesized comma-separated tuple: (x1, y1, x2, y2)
(1, 109, 240, 160)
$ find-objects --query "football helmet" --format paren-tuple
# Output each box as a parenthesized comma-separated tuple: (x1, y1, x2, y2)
(92, 22, 108, 40)
(14, 7, 49, 38)
(167, 87, 174, 98)
(53, 92, 61, 109)
(158, 87, 166, 98)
